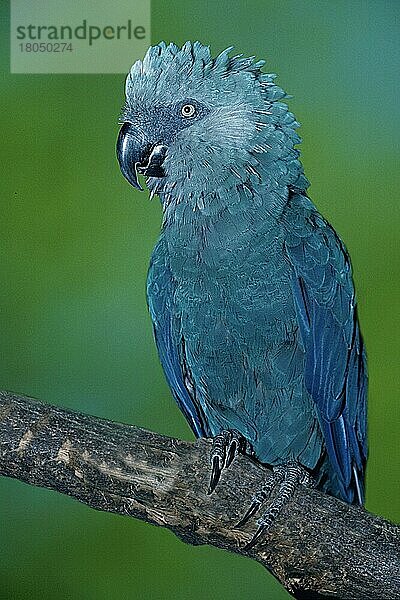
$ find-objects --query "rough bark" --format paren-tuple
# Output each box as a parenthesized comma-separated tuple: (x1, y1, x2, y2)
(0, 390, 399, 599)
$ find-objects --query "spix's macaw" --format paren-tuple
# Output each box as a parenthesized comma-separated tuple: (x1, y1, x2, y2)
(116, 42, 367, 537)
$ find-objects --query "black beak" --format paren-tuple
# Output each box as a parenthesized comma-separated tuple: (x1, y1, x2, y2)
(116, 122, 167, 191)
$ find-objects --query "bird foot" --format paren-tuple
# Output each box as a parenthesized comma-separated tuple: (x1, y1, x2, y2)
(208, 430, 251, 494)
(237, 461, 314, 550)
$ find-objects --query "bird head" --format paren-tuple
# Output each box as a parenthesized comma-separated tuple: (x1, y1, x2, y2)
(117, 41, 308, 208)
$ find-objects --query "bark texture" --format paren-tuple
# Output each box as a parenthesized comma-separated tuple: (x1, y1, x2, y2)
(0, 390, 399, 599)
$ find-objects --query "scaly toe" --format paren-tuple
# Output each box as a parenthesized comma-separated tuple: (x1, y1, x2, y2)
(240, 461, 314, 549)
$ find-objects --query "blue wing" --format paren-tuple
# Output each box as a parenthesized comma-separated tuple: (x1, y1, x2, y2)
(285, 194, 367, 504)
(146, 247, 211, 439)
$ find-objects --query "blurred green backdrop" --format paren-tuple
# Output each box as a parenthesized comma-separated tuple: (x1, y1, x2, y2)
(1, 1, 399, 599)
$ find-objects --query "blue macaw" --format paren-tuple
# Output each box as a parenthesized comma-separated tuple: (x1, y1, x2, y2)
(116, 42, 367, 538)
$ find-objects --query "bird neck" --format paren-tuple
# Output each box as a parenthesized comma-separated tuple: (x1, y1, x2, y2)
(157, 181, 293, 272)
(158, 142, 306, 237)
(157, 123, 308, 227)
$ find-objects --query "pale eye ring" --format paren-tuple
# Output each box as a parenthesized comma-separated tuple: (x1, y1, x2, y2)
(181, 103, 196, 118)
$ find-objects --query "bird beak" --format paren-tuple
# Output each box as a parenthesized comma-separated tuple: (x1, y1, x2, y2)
(116, 122, 167, 191)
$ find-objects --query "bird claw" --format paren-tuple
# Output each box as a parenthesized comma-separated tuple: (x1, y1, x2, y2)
(208, 455, 223, 494)
(225, 437, 238, 468)
(235, 496, 262, 528)
(237, 461, 314, 550)
(235, 476, 278, 528)
(207, 430, 249, 495)
(244, 522, 266, 551)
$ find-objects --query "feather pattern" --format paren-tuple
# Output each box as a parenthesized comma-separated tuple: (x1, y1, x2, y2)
(284, 198, 367, 502)
(147, 242, 211, 438)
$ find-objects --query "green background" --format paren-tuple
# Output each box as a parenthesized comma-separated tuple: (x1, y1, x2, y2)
(1, 1, 399, 599)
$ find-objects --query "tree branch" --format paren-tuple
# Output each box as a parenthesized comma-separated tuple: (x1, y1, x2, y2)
(0, 391, 398, 599)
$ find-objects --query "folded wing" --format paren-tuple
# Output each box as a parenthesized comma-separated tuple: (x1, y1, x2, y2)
(285, 195, 367, 503)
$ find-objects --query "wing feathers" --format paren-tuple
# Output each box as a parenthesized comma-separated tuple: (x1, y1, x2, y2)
(285, 194, 367, 503)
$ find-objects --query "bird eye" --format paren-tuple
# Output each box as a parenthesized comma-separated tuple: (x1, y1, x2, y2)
(181, 103, 196, 118)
